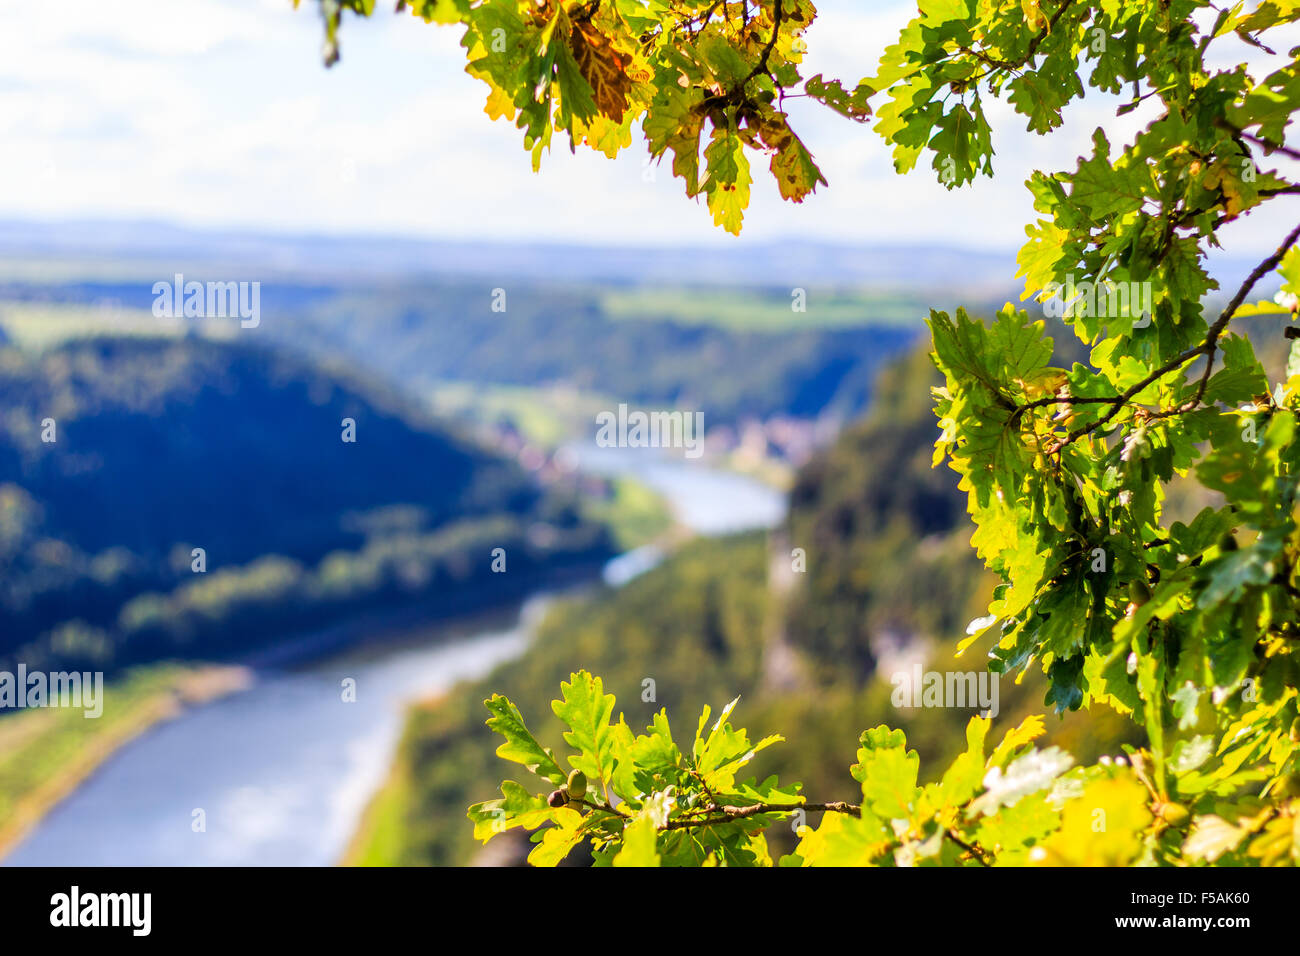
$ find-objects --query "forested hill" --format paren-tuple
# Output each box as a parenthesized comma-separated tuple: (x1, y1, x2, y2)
(0, 337, 612, 670)
(0, 278, 924, 425)
(783, 346, 986, 684)
(285, 283, 923, 423)
(1, 336, 531, 561)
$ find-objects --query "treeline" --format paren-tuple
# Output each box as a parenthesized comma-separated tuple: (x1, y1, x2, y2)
(0, 336, 614, 671)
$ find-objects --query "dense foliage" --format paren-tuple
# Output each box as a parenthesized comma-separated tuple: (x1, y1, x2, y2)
(306, 0, 1300, 865)
(473, 671, 1167, 866)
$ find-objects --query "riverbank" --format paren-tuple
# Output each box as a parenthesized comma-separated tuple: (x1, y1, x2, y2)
(0, 663, 251, 862)
(338, 704, 424, 866)
(0, 559, 609, 864)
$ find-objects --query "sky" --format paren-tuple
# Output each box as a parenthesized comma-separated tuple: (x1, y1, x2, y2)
(1, 0, 1297, 255)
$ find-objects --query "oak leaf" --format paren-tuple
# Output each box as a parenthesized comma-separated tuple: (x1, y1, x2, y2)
(569, 18, 633, 121)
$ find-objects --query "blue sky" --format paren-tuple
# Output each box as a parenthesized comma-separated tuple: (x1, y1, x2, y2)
(1, 0, 1296, 255)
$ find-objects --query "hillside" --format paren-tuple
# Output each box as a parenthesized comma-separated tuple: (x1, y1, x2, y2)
(784, 346, 987, 684)
(0, 336, 613, 671)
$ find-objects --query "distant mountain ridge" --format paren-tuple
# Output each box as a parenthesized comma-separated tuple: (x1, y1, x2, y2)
(0, 218, 1030, 291)
(0, 217, 1270, 295)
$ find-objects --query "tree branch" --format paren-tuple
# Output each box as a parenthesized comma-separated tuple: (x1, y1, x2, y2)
(1016, 220, 1300, 451)
(573, 797, 628, 818)
(957, 0, 1075, 75)
(1151, 218, 1300, 420)
(659, 799, 859, 830)
(652, 798, 993, 866)
(697, 0, 786, 111)
(739, 0, 782, 88)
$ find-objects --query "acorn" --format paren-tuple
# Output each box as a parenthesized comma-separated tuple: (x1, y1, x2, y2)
(566, 769, 587, 801)
(1157, 802, 1189, 826)
(546, 789, 568, 808)
(1128, 578, 1152, 605)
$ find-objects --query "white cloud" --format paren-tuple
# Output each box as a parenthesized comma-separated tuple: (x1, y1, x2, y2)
(0, 0, 1295, 258)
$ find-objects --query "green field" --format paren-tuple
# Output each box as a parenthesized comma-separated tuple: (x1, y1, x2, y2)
(0, 300, 236, 352)
(426, 380, 613, 449)
(600, 286, 927, 331)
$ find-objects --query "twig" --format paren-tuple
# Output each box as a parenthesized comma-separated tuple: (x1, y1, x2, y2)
(739, 0, 783, 88)
(697, 0, 786, 111)
(1238, 129, 1300, 163)
(687, 765, 722, 811)
(574, 796, 628, 818)
(945, 829, 991, 867)
(957, 0, 1074, 75)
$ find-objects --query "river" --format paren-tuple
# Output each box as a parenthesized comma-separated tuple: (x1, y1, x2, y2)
(4, 447, 785, 866)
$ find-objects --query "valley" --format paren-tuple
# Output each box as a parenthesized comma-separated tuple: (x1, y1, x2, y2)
(3, 222, 1261, 868)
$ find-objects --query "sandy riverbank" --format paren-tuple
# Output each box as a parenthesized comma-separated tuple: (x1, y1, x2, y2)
(0, 663, 251, 862)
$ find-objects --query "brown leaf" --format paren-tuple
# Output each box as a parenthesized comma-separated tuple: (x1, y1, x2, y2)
(756, 111, 826, 203)
(569, 19, 634, 121)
